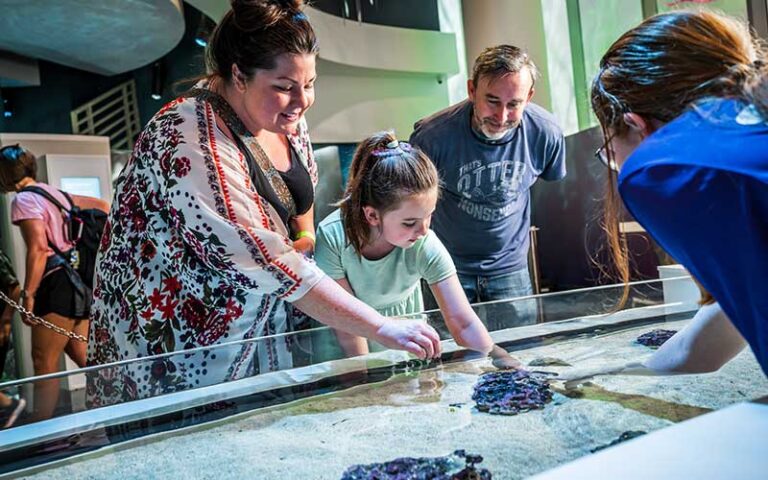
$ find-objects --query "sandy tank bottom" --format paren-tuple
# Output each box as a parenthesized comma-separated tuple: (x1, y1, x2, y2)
(22, 319, 768, 480)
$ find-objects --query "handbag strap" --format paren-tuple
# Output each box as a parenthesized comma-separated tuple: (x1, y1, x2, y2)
(185, 88, 297, 222)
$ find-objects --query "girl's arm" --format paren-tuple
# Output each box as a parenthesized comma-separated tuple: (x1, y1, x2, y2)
(17, 219, 49, 326)
(430, 274, 520, 367)
(328, 277, 370, 357)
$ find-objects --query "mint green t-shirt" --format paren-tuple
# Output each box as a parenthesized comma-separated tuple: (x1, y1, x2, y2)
(315, 209, 456, 317)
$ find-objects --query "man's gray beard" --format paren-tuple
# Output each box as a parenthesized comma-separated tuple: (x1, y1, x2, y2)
(479, 124, 510, 141)
(472, 114, 520, 141)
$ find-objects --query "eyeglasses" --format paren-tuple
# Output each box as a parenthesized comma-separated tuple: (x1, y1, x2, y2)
(594, 135, 618, 172)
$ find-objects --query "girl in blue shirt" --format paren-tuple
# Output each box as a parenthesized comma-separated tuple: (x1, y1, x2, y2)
(564, 10, 768, 384)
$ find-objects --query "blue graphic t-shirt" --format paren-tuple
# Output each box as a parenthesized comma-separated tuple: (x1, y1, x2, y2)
(619, 98, 768, 376)
(410, 100, 566, 276)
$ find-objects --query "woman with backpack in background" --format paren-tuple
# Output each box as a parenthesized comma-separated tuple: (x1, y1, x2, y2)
(0, 143, 109, 421)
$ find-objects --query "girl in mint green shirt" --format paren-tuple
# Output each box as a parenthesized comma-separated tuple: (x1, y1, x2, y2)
(315, 132, 518, 366)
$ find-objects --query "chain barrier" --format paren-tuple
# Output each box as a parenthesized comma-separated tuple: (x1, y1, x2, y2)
(0, 289, 88, 343)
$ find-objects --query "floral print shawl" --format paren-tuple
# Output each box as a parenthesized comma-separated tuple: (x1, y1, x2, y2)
(86, 91, 324, 408)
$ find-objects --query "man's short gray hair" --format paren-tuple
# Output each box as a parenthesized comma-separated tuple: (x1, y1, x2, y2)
(471, 45, 539, 87)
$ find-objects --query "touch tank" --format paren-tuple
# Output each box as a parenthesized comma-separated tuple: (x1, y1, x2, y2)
(1, 276, 766, 479)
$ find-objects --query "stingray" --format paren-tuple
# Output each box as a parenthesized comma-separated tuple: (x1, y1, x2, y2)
(528, 357, 571, 367)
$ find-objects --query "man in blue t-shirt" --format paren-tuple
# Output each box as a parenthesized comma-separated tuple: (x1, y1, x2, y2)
(410, 45, 566, 326)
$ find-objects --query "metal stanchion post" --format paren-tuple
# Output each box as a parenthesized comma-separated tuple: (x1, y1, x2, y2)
(528, 226, 541, 294)
(528, 226, 544, 323)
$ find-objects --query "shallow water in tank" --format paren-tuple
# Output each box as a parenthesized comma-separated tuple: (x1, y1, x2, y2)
(22, 319, 768, 480)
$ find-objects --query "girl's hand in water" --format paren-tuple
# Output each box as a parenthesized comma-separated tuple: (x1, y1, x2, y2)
(490, 345, 522, 370)
(375, 320, 442, 359)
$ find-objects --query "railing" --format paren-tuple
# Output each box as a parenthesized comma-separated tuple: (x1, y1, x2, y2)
(70, 80, 140, 151)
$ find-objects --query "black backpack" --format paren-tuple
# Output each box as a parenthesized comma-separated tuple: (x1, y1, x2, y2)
(21, 186, 107, 288)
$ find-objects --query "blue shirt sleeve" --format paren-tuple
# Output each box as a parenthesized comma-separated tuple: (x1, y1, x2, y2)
(314, 221, 347, 280)
(539, 130, 566, 181)
(417, 231, 457, 286)
(409, 124, 439, 169)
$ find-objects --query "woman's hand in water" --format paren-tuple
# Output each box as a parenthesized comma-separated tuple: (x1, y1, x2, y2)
(558, 362, 656, 390)
(375, 320, 442, 359)
(490, 345, 522, 370)
(556, 366, 608, 389)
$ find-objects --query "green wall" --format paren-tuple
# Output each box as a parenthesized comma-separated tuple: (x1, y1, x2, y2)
(567, 0, 645, 130)
(656, 0, 748, 18)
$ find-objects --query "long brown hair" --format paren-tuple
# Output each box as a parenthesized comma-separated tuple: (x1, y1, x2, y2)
(205, 0, 318, 82)
(592, 10, 768, 305)
(338, 132, 439, 256)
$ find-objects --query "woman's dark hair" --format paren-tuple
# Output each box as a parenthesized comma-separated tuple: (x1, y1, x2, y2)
(339, 132, 439, 256)
(205, 0, 318, 82)
(0, 145, 37, 192)
(591, 10, 767, 305)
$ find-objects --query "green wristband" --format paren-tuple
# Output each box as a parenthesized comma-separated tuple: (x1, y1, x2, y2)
(295, 230, 316, 243)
